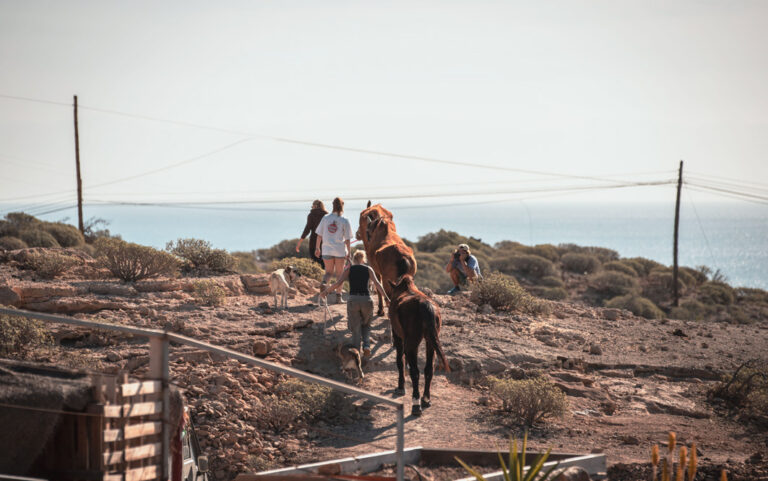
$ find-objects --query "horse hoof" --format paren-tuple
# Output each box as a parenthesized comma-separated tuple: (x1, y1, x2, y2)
(393, 388, 405, 397)
(411, 405, 422, 417)
(420, 398, 431, 409)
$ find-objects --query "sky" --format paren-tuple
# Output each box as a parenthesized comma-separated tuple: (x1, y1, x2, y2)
(1, 0, 767, 216)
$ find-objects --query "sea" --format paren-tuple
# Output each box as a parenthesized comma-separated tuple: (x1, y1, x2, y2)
(12, 201, 768, 290)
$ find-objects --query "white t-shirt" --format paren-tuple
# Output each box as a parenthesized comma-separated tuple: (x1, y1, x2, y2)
(316, 213, 352, 257)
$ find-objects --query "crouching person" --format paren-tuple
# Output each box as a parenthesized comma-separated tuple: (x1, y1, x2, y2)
(321, 250, 389, 358)
(445, 243, 482, 295)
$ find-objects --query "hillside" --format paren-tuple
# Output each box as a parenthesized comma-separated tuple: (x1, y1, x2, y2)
(1, 241, 767, 480)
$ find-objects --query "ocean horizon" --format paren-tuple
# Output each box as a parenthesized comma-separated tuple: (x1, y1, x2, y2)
(6, 200, 767, 290)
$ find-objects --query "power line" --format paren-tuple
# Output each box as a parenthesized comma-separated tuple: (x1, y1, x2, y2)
(685, 184, 768, 206)
(684, 181, 768, 203)
(684, 188, 719, 270)
(687, 170, 768, 190)
(0, 92, 676, 185)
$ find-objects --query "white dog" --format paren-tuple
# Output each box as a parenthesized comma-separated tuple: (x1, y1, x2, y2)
(269, 266, 298, 309)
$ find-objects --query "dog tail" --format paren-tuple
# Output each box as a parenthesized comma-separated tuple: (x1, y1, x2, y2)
(420, 301, 450, 372)
(355, 351, 365, 380)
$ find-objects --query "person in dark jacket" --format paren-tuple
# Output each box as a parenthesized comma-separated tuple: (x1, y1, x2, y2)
(296, 200, 328, 267)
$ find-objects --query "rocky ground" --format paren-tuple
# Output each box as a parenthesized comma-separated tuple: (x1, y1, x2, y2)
(1, 248, 767, 481)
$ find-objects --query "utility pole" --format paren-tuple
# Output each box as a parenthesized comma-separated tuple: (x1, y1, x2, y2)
(73, 95, 84, 235)
(673, 160, 683, 307)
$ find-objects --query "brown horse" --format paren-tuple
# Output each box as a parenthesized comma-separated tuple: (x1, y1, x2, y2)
(357, 201, 416, 316)
(388, 275, 449, 416)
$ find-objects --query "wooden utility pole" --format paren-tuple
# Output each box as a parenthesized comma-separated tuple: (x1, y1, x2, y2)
(673, 160, 683, 307)
(74, 95, 84, 235)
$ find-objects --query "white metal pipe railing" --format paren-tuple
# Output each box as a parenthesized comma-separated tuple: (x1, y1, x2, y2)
(0, 307, 406, 481)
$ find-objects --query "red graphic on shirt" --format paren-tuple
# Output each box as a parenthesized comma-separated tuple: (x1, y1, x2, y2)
(327, 221, 338, 234)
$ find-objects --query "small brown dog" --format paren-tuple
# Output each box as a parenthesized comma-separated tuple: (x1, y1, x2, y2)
(335, 343, 364, 380)
(269, 266, 298, 309)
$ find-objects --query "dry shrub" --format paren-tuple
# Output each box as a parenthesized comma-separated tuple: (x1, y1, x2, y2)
(42, 223, 84, 247)
(166, 238, 237, 273)
(698, 281, 735, 306)
(669, 300, 712, 321)
(0, 314, 52, 357)
(625, 256, 664, 276)
(232, 251, 262, 273)
(561, 252, 600, 274)
(711, 360, 768, 426)
(491, 254, 556, 278)
(257, 238, 308, 261)
(0, 236, 27, 250)
(521, 244, 560, 262)
(470, 272, 549, 314)
(259, 379, 332, 432)
(537, 275, 564, 288)
(558, 244, 618, 263)
(26, 251, 80, 279)
(605, 294, 664, 319)
(270, 257, 323, 281)
(192, 280, 227, 307)
(589, 270, 639, 298)
(603, 260, 638, 277)
(95, 238, 179, 282)
(488, 375, 567, 426)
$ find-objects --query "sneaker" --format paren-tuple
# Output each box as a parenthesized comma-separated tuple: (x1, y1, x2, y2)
(447, 286, 461, 295)
(363, 347, 371, 358)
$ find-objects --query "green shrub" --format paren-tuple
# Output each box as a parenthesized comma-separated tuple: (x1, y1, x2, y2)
(25, 251, 80, 279)
(457, 433, 562, 481)
(589, 271, 639, 298)
(95, 238, 179, 282)
(18, 229, 60, 248)
(42, 223, 84, 247)
(488, 376, 567, 426)
(4, 212, 40, 229)
(521, 244, 560, 262)
(735, 287, 768, 305)
(0, 236, 27, 250)
(270, 257, 323, 281)
(192, 280, 227, 307)
(232, 251, 262, 274)
(561, 253, 600, 274)
(537, 275, 564, 288)
(166, 238, 237, 273)
(680, 266, 707, 286)
(711, 360, 768, 426)
(470, 272, 549, 314)
(0, 314, 52, 357)
(605, 294, 664, 319)
(698, 281, 735, 306)
(643, 271, 686, 305)
(558, 244, 618, 263)
(532, 286, 568, 301)
(603, 260, 638, 277)
(626, 257, 664, 276)
(669, 300, 711, 321)
(492, 254, 556, 278)
(417, 229, 490, 254)
(257, 238, 308, 261)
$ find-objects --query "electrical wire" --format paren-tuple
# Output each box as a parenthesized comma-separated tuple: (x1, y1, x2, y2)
(685, 181, 768, 203)
(687, 170, 768, 190)
(685, 184, 768, 206)
(684, 187, 719, 270)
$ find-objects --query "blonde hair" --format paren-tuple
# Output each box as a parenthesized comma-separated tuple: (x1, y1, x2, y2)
(458, 243, 471, 255)
(353, 250, 367, 264)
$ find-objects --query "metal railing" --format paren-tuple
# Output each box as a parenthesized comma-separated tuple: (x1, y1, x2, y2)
(0, 307, 406, 481)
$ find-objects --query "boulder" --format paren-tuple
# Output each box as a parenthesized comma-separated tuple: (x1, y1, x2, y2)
(240, 274, 270, 294)
(134, 279, 186, 292)
(0, 285, 22, 307)
(553, 466, 592, 481)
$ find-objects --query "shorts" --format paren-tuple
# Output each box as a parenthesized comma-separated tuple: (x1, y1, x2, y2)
(322, 255, 345, 261)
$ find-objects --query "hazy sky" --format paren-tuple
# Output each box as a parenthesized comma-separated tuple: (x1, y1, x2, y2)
(1, 0, 767, 214)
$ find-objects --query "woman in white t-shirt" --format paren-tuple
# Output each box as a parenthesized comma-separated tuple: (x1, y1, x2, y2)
(315, 197, 352, 303)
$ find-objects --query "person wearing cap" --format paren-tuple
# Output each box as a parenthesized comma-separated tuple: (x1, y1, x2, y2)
(445, 243, 481, 294)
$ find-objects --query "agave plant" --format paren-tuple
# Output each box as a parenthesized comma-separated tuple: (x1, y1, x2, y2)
(455, 432, 561, 481)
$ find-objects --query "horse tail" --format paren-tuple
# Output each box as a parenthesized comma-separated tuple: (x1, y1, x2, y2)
(420, 301, 450, 372)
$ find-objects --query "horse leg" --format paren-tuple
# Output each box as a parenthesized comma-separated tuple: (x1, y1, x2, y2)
(376, 272, 385, 316)
(393, 334, 405, 396)
(422, 343, 434, 409)
(406, 349, 421, 416)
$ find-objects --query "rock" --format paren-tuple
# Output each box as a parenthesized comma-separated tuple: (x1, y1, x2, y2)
(253, 340, 272, 356)
(553, 466, 592, 481)
(599, 400, 618, 415)
(240, 274, 271, 294)
(448, 358, 463, 371)
(589, 343, 603, 355)
(23, 297, 128, 314)
(106, 351, 121, 362)
(603, 308, 621, 321)
(480, 304, 494, 314)
(134, 279, 185, 292)
(87, 282, 138, 297)
(0, 285, 22, 307)
(620, 435, 640, 445)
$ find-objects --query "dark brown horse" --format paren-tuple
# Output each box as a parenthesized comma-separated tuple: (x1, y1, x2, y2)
(388, 275, 449, 416)
(357, 201, 417, 316)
